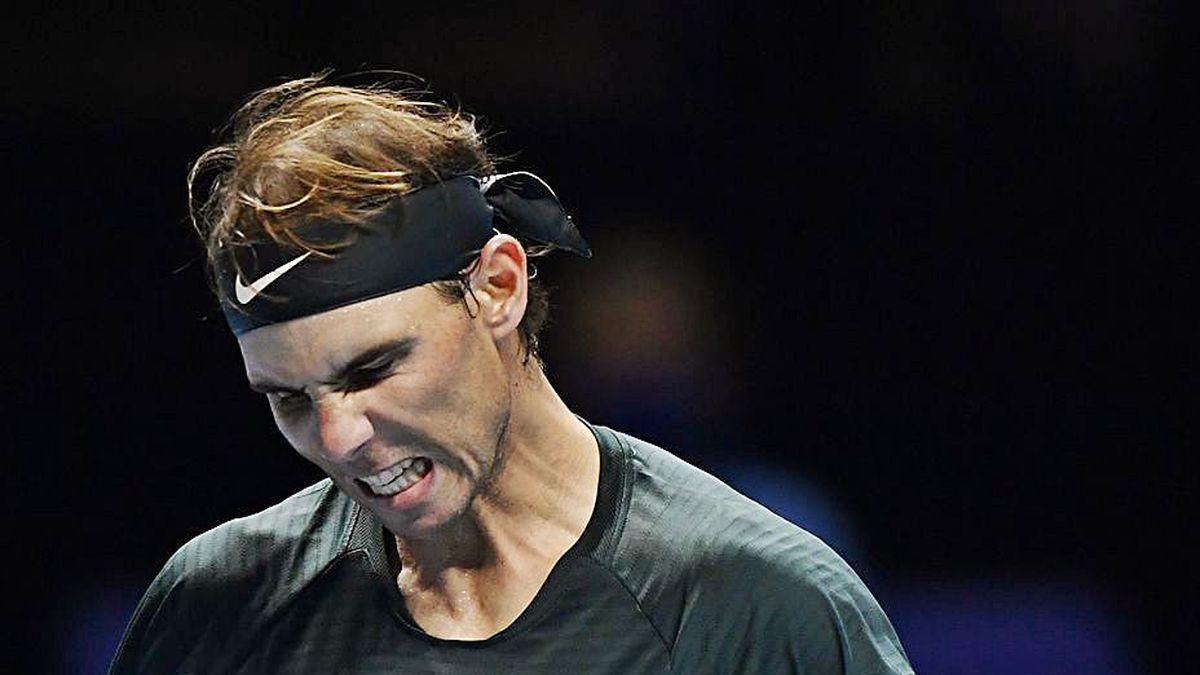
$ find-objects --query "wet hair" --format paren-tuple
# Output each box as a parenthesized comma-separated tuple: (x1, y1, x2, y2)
(188, 72, 552, 367)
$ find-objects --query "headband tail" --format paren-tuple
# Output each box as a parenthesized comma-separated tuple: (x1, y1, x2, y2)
(481, 172, 593, 258)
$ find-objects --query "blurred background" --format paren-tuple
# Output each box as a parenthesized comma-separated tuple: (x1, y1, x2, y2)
(4, 2, 1193, 673)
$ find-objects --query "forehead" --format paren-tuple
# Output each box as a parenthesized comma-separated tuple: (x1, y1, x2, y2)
(236, 285, 450, 377)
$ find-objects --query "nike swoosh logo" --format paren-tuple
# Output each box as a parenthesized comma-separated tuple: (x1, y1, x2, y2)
(234, 251, 313, 304)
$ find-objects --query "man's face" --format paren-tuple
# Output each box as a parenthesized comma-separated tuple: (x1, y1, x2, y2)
(236, 285, 514, 539)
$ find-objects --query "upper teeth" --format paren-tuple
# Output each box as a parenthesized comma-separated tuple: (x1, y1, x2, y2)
(361, 458, 418, 487)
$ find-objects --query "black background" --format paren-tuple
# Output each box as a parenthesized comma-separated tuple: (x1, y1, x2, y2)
(5, 2, 1193, 673)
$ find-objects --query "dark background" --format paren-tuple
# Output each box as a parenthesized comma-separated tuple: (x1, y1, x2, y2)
(5, 2, 1192, 673)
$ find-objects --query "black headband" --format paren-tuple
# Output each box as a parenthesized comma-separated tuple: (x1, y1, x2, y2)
(216, 172, 590, 335)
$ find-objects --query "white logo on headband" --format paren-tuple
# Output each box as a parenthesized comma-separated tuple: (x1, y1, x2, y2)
(234, 251, 313, 304)
(478, 171, 560, 199)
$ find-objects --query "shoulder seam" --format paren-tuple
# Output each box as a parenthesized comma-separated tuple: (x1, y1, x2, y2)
(600, 428, 635, 558)
(585, 428, 675, 668)
(581, 555, 675, 670)
(340, 498, 362, 553)
(223, 482, 357, 672)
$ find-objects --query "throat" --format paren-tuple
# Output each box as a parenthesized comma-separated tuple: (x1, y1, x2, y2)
(388, 510, 577, 642)
(394, 557, 548, 641)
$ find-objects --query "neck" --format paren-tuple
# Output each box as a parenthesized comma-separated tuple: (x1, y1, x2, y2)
(390, 365, 600, 635)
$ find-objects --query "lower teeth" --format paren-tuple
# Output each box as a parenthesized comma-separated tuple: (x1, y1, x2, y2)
(370, 458, 430, 496)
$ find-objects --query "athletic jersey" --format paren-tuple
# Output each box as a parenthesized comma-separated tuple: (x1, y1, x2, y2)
(110, 421, 914, 674)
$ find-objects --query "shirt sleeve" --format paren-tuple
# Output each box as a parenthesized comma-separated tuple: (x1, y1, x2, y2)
(671, 530, 915, 674)
(107, 543, 242, 675)
(108, 552, 197, 674)
(796, 560, 915, 675)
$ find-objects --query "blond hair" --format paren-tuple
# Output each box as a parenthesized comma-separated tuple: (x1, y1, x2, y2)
(188, 73, 552, 364)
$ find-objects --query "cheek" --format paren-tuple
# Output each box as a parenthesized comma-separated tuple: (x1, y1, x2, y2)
(405, 330, 490, 411)
(392, 335, 509, 455)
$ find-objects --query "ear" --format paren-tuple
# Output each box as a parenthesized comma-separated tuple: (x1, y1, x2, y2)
(468, 234, 529, 343)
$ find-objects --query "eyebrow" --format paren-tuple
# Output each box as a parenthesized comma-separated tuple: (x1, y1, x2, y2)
(248, 336, 418, 394)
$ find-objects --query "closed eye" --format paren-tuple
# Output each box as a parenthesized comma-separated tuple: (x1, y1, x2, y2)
(269, 390, 310, 411)
(343, 358, 401, 391)
(346, 371, 388, 390)
(262, 361, 398, 406)
(248, 337, 416, 399)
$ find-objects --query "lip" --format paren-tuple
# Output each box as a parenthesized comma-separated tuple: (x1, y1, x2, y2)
(358, 461, 436, 511)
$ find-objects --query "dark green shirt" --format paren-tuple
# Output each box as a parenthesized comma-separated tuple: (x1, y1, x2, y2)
(111, 421, 914, 674)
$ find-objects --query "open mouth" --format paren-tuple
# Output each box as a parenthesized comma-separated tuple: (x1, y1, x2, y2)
(355, 457, 433, 497)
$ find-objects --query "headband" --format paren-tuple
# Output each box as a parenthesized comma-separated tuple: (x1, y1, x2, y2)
(215, 172, 591, 335)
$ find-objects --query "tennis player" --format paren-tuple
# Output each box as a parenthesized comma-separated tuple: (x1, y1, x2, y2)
(110, 74, 913, 674)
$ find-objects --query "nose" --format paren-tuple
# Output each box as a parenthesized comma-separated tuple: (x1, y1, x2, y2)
(312, 393, 374, 462)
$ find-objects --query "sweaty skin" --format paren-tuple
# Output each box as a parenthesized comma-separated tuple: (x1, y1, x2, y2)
(236, 235, 600, 640)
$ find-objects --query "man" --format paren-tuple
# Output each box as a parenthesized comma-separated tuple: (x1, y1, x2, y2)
(110, 74, 914, 674)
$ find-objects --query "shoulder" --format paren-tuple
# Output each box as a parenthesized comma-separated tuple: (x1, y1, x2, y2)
(605, 428, 849, 592)
(598, 428, 913, 673)
(109, 479, 357, 674)
(162, 478, 351, 588)
(603, 429, 823, 555)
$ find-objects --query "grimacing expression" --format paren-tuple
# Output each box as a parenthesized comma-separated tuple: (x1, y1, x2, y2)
(236, 284, 514, 538)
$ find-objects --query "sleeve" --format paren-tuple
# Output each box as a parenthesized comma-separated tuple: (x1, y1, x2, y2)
(107, 544, 240, 675)
(790, 558, 916, 675)
(108, 556, 185, 674)
(108, 481, 338, 673)
(671, 530, 916, 674)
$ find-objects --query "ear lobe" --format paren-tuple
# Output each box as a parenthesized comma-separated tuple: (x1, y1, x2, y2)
(470, 234, 529, 341)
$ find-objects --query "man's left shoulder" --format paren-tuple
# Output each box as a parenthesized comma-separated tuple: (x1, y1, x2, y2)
(611, 427, 852, 588)
(677, 501, 914, 673)
(605, 429, 914, 673)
